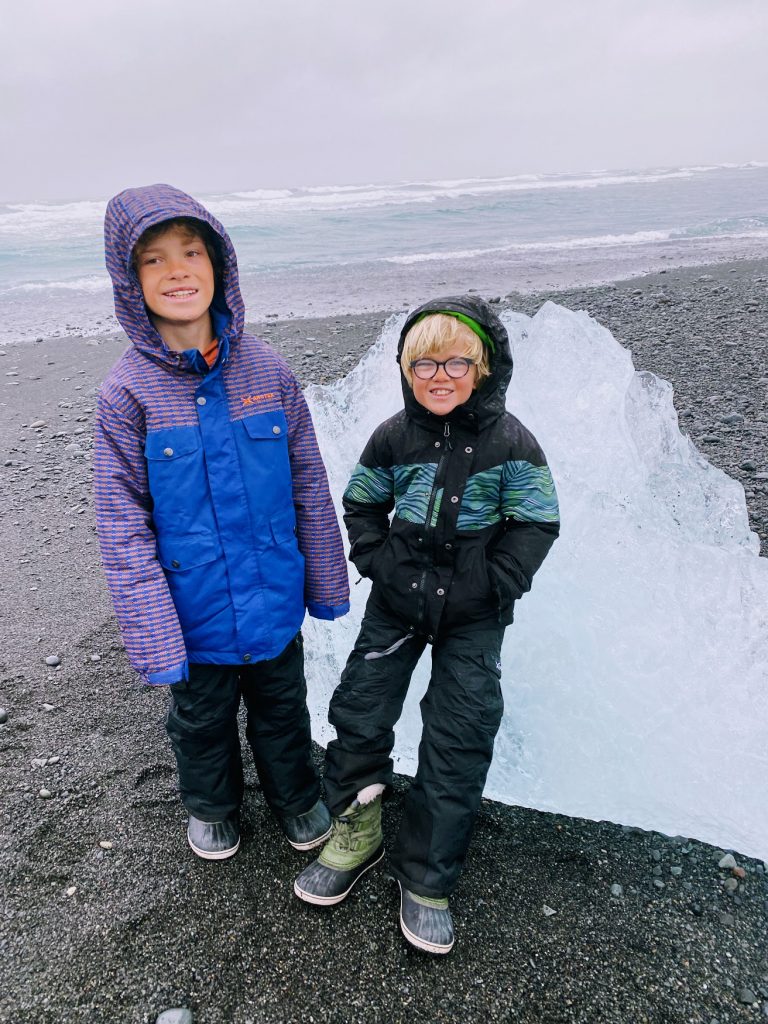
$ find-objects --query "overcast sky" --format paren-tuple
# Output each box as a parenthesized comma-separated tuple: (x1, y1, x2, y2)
(2, 0, 767, 203)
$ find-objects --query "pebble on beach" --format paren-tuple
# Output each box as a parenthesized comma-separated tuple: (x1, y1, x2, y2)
(156, 1010, 193, 1024)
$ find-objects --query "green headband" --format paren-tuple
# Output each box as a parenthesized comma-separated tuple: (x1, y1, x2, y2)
(414, 310, 495, 353)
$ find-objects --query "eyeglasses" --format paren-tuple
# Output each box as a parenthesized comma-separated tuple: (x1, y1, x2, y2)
(409, 357, 476, 380)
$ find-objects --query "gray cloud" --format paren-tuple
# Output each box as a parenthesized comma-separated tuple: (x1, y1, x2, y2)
(2, 0, 767, 201)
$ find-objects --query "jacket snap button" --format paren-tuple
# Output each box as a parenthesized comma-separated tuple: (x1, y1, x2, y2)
(434, 441, 440, 447)
(272, 425, 281, 435)
(243, 653, 252, 662)
(445, 542, 452, 550)
(171, 559, 180, 568)
(450, 495, 459, 504)
(410, 582, 418, 589)
(197, 396, 206, 406)
(163, 447, 174, 457)
(465, 446, 473, 454)
(436, 588, 445, 596)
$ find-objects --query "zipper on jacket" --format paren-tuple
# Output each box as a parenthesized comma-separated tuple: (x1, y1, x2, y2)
(418, 422, 452, 624)
(424, 423, 451, 533)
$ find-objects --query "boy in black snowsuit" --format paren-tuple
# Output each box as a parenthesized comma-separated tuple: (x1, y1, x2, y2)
(294, 296, 560, 953)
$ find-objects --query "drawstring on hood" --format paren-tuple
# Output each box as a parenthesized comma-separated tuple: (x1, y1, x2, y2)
(103, 184, 245, 373)
(397, 295, 513, 432)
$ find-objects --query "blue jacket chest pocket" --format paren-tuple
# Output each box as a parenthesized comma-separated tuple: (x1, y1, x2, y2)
(145, 428, 207, 529)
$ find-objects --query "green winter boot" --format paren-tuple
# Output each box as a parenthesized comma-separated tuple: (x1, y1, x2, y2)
(293, 794, 384, 906)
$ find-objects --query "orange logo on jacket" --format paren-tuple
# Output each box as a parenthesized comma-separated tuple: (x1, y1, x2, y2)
(242, 392, 276, 406)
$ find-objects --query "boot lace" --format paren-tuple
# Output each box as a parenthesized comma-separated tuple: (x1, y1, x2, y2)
(327, 812, 358, 853)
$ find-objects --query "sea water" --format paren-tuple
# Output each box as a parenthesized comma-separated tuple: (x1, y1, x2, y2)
(1, 163, 768, 344)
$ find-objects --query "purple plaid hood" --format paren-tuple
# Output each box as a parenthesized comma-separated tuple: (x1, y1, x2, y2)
(104, 183, 245, 368)
(95, 185, 349, 685)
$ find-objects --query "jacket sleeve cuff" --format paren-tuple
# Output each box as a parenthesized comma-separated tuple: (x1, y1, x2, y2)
(144, 660, 189, 686)
(306, 601, 351, 621)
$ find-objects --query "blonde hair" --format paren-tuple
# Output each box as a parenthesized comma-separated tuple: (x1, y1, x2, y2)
(400, 313, 491, 388)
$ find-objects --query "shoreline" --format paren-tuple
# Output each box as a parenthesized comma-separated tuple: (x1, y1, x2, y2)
(1, 256, 767, 1022)
(4, 234, 768, 346)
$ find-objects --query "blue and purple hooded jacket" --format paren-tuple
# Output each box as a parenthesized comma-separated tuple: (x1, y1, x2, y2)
(94, 184, 350, 684)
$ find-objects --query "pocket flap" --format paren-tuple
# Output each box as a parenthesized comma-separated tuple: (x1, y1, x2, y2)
(241, 410, 288, 440)
(156, 530, 220, 571)
(145, 429, 201, 461)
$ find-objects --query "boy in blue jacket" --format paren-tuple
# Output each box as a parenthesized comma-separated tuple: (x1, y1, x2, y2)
(94, 184, 350, 860)
(294, 298, 559, 953)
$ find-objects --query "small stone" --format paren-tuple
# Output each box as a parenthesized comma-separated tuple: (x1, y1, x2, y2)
(732, 866, 746, 879)
(30, 420, 47, 428)
(48, 755, 60, 765)
(723, 877, 739, 893)
(542, 904, 557, 917)
(0, 708, 8, 724)
(741, 460, 757, 471)
(670, 866, 683, 877)
(719, 853, 737, 869)
(39, 788, 52, 799)
(718, 911, 735, 925)
(719, 413, 744, 426)
(89, 654, 101, 662)
(44, 655, 61, 667)
(66, 886, 77, 897)
(156, 1010, 193, 1024)
(42, 703, 55, 712)
(99, 840, 113, 850)
(739, 988, 758, 1005)
(610, 883, 624, 897)
(653, 879, 666, 890)
(650, 849, 662, 862)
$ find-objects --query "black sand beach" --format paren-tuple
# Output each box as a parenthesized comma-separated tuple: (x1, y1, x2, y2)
(1, 260, 767, 1023)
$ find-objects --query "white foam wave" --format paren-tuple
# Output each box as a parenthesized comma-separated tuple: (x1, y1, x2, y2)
(2, 164, 764, 236)
(4, 275, 111, 294)
(229, 188, 294, 200)
(383, 224, 768, 265)
(0, 199, 107, 238)
(204, 165, 760, 217)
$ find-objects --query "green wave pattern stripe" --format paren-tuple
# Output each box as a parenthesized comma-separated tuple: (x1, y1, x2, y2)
(344, 463, 394, 505)
(457, 466, 504, 530)
(501, 461, 560, 522)
(430, 489, 444, 528)
(393, 463, 438, 524)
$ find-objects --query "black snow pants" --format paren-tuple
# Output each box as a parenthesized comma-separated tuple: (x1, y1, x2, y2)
(165, 632, 320, 822)
(324, 600, 505, 899)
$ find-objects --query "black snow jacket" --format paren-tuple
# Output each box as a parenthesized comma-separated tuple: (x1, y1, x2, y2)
(342, 296, 560, 639)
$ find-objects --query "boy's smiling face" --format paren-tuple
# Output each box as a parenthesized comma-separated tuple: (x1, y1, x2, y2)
(411, 344, 478, 415)
(135, 225, 215, 335)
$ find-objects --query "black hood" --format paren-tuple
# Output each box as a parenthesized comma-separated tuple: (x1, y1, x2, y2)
(397, 295, 513, 432)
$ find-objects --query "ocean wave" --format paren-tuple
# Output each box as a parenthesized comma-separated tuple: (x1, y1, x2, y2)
(2, 164, 765, 235)
(228, 188, 294, 200)
(3, 275, 112, 294)
(383, 224, 768, 265)
(0, 199, 107, 238)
